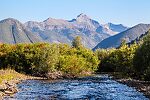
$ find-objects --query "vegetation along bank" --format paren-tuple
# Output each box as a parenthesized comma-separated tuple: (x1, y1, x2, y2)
(0, 30, 150, 98)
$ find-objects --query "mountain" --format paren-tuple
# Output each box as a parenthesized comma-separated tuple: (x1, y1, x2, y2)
(0, 14, 128, 48)
(0, 18, 42, 44)
(128, 29, 150, 45)
(25, 13, 127, 48)
(103, 23, 128, 35)
(93, 24, 150, 50)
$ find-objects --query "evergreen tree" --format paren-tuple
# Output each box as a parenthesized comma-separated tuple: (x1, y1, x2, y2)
(72, 36, 82, 49)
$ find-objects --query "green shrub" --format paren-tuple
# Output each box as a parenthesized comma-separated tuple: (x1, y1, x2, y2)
(0, 38, 99, 78)
(133, 31, 150, 80)
(96, 42, 138, 77)
(59, 55, 87, 76)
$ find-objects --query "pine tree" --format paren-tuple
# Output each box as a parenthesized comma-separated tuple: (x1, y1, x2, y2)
(72, 36, 82, 49)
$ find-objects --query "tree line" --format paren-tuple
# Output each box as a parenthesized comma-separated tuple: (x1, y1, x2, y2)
(96, 30, 150, 81)
(0, 36, 99, 79)
(0, 31, 150, 81)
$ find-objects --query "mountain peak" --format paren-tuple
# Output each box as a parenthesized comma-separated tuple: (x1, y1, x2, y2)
(43, 17, 55, 22)
(1, 18, 21, 24)
(105, 23, 128, 33)
(108, 23, 124, 27)
(76, 13, 91, 22)
(77, 13, 89, 18)
(43, 17, 67, 23)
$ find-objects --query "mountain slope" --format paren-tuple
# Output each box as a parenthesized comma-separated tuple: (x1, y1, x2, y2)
(128, 29, 150, 45)
(0, 14, 128, 48)
(0, 18, 42, 44)
(93, 24, 150, 50)
(25, 14, 127, 48)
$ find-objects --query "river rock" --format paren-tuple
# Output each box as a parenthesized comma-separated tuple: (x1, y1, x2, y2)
(0, 81, 18, 96)
(0, 91, 4, 99)
(46, 71, 63, 79)
(0, 84, 7, 90)
(4, 90, 15, 94)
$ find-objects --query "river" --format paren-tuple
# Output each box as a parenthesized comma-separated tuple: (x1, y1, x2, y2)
(3, 74, 149, 100)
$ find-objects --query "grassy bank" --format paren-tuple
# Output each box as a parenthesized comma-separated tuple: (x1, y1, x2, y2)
(0, 69, 27, 84)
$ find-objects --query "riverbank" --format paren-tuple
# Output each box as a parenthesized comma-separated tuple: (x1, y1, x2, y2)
(1, 71, 149, 99)
(3, 74, 148, 100)
(0, 69, 44, 99)
(110, 73, 150, 99)
(116, 79, 150, 99)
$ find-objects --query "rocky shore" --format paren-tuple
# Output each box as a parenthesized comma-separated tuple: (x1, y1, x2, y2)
(0, 69, 44, 99)
(1, 71, 149, 99)
(116, 79, 150, 99)
(106, 72, 150, 99)
(0, 70, 91, 99)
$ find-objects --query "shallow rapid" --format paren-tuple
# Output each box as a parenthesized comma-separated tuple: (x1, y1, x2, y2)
(4, 75, 149, 100)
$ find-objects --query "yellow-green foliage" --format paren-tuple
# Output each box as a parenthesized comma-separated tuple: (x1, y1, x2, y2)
(59, 55, 87, 76)
(95, 36, 150, 81)
(58, 43, 99, 76)
(72, 36, 83, 49)
(0, 41, 99, 78)
(133, 31, 150, 80)
(96, 42, 138, 77)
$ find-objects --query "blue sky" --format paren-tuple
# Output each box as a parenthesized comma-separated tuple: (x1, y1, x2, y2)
(0, 0, 150, 26)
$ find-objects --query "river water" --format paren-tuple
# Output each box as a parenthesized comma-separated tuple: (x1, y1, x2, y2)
(4, 75, 149, 100)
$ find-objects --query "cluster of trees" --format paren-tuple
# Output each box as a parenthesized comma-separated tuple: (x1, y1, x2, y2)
(0, 37, 99, 78)
(95, 42, 138, 77)
(0, 32, 150, 81)
(133, 31, 150, 81)
(96, 30, 150, 81)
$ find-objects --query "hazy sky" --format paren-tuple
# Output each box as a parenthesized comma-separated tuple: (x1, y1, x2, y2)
(0, 0, 150, 26)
